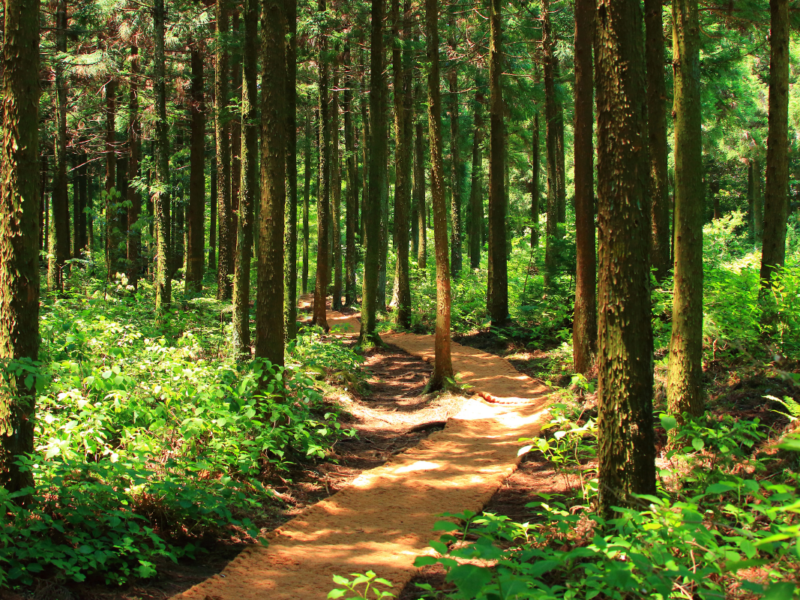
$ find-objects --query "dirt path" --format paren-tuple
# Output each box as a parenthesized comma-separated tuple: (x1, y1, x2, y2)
(174, 304, 549, 600)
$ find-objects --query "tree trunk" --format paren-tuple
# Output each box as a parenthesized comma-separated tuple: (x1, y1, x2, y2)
(469, 83, 484, 268)
(555, 59, 566, 224)
(573, 0, 596, 375)
(256, 0, 287, 367)
(332, 62, 343, 311)
(104, 78, 118, 284)
(448, 17, 462, 279)
(0, 0, 40, 493)
(487, 0, 508, 326)
(359, 0, 388, 344)
(753, 157, 764, 243)
(542, 0, 559, 287)
(393, 0, 412, 327)
(360, 49, 371, 246)
(425, 0, 455, 389)
(668, 0, 705, 420)
(596, 0, 656, 517)
(233, 0, 259, 357)
(215, 2, 233, 300)
(40, 153, 48, 253)
(50, 0, 69, 291)
(530, 109, 540, 248)
(761, 0, 790, 286)
(127, 46, 142, 288)
(344, 46, 358, 306)
(187, 43, 206, 292)
(230, 12, 242, 256)
(313, 0, 331, 330)
(154, 0, 172, 315)
(747, 160, 754, 239)
(415, 110, 427, 270)
(209, 142, 217, 271)
(284, 0, 299, 338)
(78, 151, 88, 250)
(302, 111, 311, 295)
(646, 0, 671, 281)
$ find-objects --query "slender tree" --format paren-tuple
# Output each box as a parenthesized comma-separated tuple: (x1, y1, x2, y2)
(668, 0, 705, 420)
(753, 158, 763, 242)
(469, 83, 484, 268)
(127, 46, 142, 289)
(448, 11, 463, 278)
(154, 0, 171, 315)
(542, 0, 559, 287)
(284, 0, 299, 338)
(50, 0, 70, 292)
(424, 0, 455, 389)
(256, 0, 287, 367)
(187, 42, 206, 292)
(233, 0, 259, 356)
(596, 0, 656, 517)
(573, 0, 596, 374)
(344, 46, 358, 306)
(209, 134, 217, 271)
(302, 111, 311, 295)
(216, 1, 233, 300)
(530, 107, 540, 248)
(761, 0, 789, 289)
(415, 91, 427, 270)
(0, 0, 40, 493)
(332, 62, 343, 311)
(487, 0, 508, 325)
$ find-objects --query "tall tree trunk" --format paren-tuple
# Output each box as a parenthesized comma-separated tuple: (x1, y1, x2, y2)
(71, 155, 79, 258)
(393, 0, 412, 327)
(596, 0, 656, 517)
(127, 46, 142, 288)
(50, 0, 69, 291)
(377, 146, 389, 311)
(302, 111, 311, 295)
(530, 109, 540, 248)
(40, 153, 47, 253)
(154, 0, 171, 315)
(104, 79, 118, 283)
(761, 0, 790, 286)
(555, 59, 566, 224)
(230, 12, 242, 255)
(359, 0, 387, 344)
(187, 43, 206, 292)
(668, 0, 704, 419)
(78, 151, 88, 250)
(233, 0, 259, 356)
(469, 83, 484, 268)
(425, 0, 455, 388)
(542, 0, 559, 287)
(344, 46, 358, 306)
(448, 16, 462, 278)
(573, 0, 596, 374)
(284, 0, 299, 338)
(753, 157, 764, 243)
(487, 0, 508, 326)
(646, 0, 671, 281)
(0, 0, 40, 493)
(415, 111, 427, 270)
(332, 62, 343, 311)
(209, 142, 217, 271)
(747, 160, 755, 240)
(216, 2, 233, 300)
(360, 49, 371, 245)
(313, 0, 331, 330)
(255, 0, 287, 367)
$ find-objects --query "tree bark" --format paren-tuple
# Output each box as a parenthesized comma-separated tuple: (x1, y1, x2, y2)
(230, 12, 242, 255)
(187, 43, 206, 292)
(332, 62, 343, 311)
(668, 0, 705, 419)
(344, 46, 358, 306)
(530, 108, 540, 248)
(415, 103, 427, 270)
(425, 0, 455, 389)
(209, 137, 217, 271)
(302, 111, 311, 295)
(233, 0, 259, 356)
(448, 15, 463, 278)
(542, 0, 559, 287)
(284, 0, 299, 338)
(255, 0, 287, 366)
(0, 0, 40, 493)
(469, 83, 484, 268)
(78, 151, 88, 251)
(596, 0, 656, 517)
(359, 0, 388, 344)
(49, 0, 69, 292)
(646, 0, 671, 281)
(487, 0, 508, 326)
(127, 47, 142, 288)
(753, 157, 764, 243)
(573, 0, 596, 375)
(215, 2, 233, 300)
(154, 0, 172, 315)
(104, 78, 118, 283)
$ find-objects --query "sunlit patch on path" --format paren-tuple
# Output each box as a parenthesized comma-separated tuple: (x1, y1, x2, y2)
(173, 306, 550, 600)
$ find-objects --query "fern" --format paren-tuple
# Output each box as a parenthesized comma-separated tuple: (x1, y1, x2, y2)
(767, 395, 800, 422)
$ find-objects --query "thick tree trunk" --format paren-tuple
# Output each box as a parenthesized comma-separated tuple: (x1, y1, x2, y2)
(469, 84, 484, 268)
(215, 3, 233, 300)
(284, 0, 299, 338)
(302, 112, 311, 295)
(359, 0, 388, 344)
(233, 0, 259, 357)
(127, 46, 142, 288)
(425, 0, 455, 389)
(668, 0, 705, 419)
(646, 0, 671, 281)
(344, 47, 358, 306)
(761, 0, 790, 286)
(313, 0, 331, 330)
(487, 0, 508, 326)
(187, 44, 206, 292)
(332, 64, 343, 311)
(448, 19, 463, 278)
(0, 0, 40, 493)
(542, 0, 559, 287)
(596, 0, 656, 517)
(256, 0, 287, 367)
(573, 0, 596, 374)
(154, 0, 172, 315)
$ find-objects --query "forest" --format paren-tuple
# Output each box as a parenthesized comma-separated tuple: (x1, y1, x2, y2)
(0, 0, 799, 597)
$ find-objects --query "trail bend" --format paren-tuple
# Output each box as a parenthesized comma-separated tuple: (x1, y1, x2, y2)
(174, 300, 549, 600)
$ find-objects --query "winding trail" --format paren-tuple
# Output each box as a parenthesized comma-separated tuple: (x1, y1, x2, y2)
(174, 303, 549, 600)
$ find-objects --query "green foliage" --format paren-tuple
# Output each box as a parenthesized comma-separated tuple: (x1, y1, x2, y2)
(328, 571, 395, 599)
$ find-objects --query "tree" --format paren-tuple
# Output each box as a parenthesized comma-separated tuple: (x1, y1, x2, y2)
(344, 46, 358, 306)
(424, 0, 454, 390)
(215, 1, 233, 301)
(255, 0, 287, 367)
(487, 0, 508, 326)
(760, 0, 789, 288)
(415, 81, 427, 270)
(469, 83, 484, 269)
(0, 0, 40, 493)
(542, 0, 560, 287)
(332, 62, 343, 311)
(302, 112, 311, 295)
(186, 42, 205, 293)
(595, 0, 656, 517)
(50, 0, 70, 292)
(284, 0, 299, 338)
(645, 0, 671, 282)
(233, 0, 259, 357)
(359, 0, 387, 345)
(667, 0, 704, 420)
(154, 0, 171, 316)
(448, 10, 463, 279)
(127, 45, 142, 289)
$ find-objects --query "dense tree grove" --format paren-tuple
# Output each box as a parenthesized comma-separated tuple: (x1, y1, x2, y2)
(1, 0, 799, 594)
